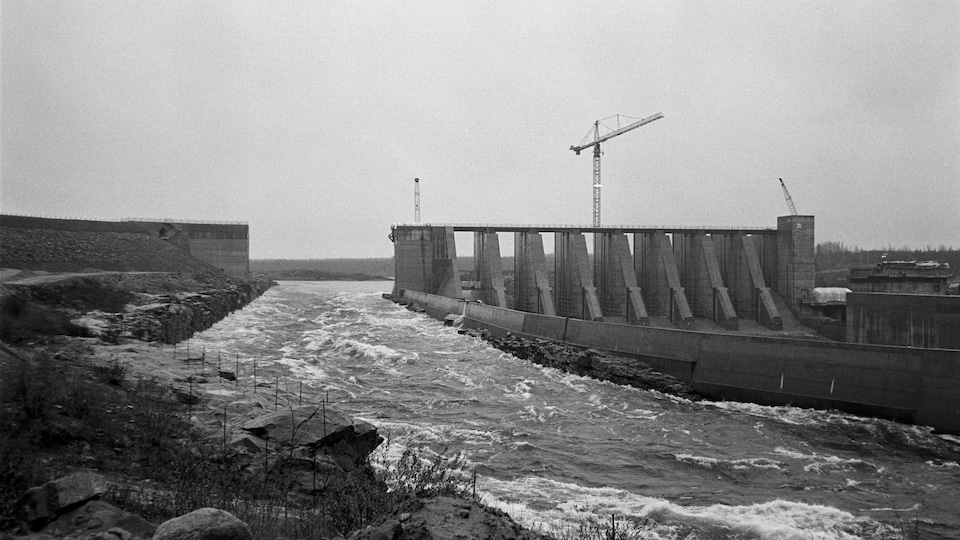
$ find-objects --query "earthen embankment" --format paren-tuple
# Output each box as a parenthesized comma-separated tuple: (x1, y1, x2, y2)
(2, 219, 273, 344)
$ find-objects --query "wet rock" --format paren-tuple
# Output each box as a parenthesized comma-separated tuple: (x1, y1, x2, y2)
(126, 278, 273, 344)
(480, 333, 699, 400)
(153, 508, 251, 540)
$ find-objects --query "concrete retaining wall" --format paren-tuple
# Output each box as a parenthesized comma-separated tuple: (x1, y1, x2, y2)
(174, 223, 249, 278)
(847, 293, 960, 349)
(399, 289, 960, 434)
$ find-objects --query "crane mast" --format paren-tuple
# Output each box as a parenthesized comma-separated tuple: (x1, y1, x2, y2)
(414, 178, 421, 223)
(592, 122, 602, 227)
(779, 177, 798, 215)
(571, 112, 663, 226)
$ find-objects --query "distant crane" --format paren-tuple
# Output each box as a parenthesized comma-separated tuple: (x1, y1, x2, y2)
(414, 178, 421, 223)
(570, 112, 663, 226)
(778, 177, 798, 215)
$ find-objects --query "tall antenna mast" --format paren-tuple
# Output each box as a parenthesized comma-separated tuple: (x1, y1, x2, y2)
(414, 178, 421, 223)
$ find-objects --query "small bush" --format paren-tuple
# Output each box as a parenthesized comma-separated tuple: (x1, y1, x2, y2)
(0, 295, 93, 344)
(0, 429, 45, 511)
(30, 279, 135, 314)
(93, 358, 128, 386)
(383, 446, 471, 499)
(2, 352, 55, 424)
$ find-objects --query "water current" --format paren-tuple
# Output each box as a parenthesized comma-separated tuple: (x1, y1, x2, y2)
(188, 281, 960, 539)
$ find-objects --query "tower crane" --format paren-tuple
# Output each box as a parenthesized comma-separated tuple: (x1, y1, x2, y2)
(778, 177, 798, 215)
(570, 112, 663, 226)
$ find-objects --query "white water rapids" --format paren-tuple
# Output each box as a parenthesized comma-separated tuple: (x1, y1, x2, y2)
(185, 281, 960, 539)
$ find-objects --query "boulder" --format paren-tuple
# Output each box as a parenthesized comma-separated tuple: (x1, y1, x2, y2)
(227, 433, 265, 455)
(346, 519, 402, 540)
(38, 500, 156, 540)
(172, 386, 201, 405)
(16, 471, 107, 530)
(241, 405, 383, 469)
(153, 508, 251, 540)
(347, 496, 547, 540)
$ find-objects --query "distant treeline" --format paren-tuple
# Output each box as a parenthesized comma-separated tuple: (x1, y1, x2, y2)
(252, 258, 394, 280)
(816, 242, 959, 270)
(815, 242, 959, 287)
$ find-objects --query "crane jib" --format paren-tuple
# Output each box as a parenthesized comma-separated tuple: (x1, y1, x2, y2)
(569, 112, 663, 153)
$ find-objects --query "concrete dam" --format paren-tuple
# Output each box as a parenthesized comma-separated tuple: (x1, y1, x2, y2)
(388, 216, 960, 435)
(391, 215, 814, 332)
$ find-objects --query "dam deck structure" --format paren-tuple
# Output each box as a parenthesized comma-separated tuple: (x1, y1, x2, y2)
(388, 217, 960, 435)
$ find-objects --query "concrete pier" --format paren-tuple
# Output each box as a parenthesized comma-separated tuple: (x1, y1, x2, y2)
(777, 215, 815, 310)
(473, 231, 507, 307)
(638, 232, 695, 329)
(597, 232, 649, 325)
(678, 233, 738, 330)
(514, 231, 555, 315)
(390, 218, 815, 332)
(555, 231, 603, 321)
(723, 233, 783, 330)
(392, 226, 463, 298)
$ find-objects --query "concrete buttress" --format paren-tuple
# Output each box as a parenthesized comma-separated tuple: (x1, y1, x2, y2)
(555, 232, 603, 321)
(597, 232, 649, 325)
(637, 232, 695, 329)
(738, 234, 783, 330)
(679, 233, 739, 330)
(473, 231, 507, 307)
(514, 232, 555, 315)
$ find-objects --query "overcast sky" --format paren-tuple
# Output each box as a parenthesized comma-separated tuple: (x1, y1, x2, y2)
(2, 1, 957, 258)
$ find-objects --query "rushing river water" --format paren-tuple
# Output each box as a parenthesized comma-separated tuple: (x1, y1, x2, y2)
(187, 281, 960, 539)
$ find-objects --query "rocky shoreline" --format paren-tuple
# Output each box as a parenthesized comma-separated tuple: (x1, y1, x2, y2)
(465, 329, 700, 401)
(388, 296, 699, 402)
(2, 277, 553, 540)
(123, 275, 275, 344)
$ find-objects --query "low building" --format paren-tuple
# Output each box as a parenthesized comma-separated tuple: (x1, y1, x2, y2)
(848, 260, 953, 295)
(799, 287, 850, 341)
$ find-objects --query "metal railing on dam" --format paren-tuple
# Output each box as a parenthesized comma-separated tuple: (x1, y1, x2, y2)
(391, 222, 777, 234)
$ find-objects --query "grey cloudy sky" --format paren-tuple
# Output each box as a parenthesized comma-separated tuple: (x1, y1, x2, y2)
(2, 1, 957, 258)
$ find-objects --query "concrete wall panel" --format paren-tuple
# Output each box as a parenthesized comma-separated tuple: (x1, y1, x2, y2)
(467, 302, 526, 332)
(521, 313, 566, 340)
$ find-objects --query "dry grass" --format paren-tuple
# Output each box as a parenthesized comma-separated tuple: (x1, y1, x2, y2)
(0, 347, 465, 539)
